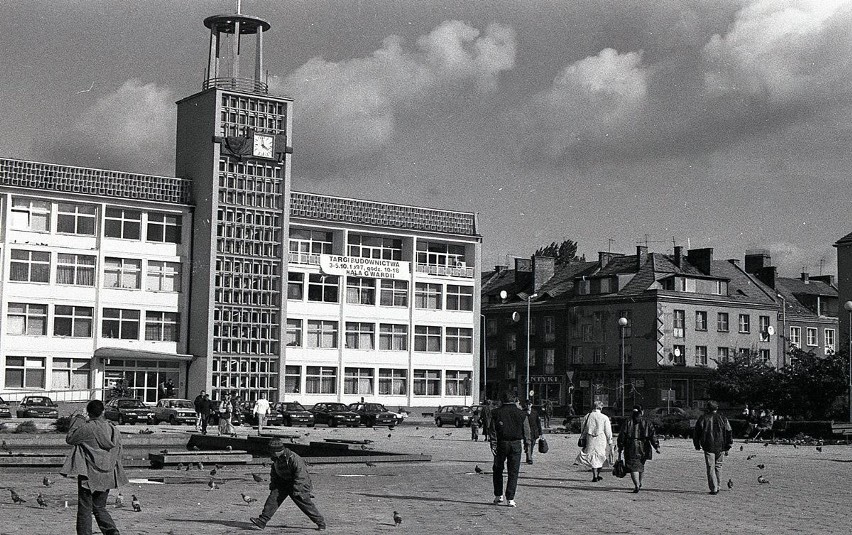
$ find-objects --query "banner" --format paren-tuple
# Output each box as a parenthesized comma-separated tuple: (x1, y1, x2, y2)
(320, 254, 410, 280)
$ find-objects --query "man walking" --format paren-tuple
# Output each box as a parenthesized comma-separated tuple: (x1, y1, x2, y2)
(193, 390, 206, 431)
(524, 402, 543, 465)
(196, 392, 214, 435)
(61, 400, 129, 535)
(250, 439, 326, 531)
(253, 393, 271, 435)
(692, 400, 733, 495)
(488, 392, 530, 507)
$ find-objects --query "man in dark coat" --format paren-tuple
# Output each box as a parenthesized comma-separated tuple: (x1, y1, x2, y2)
(480, 400, 493, 441)
(251, 439, 326, 531)
(488, 392, 530, 507)
(523, 403, 543, 464)
(195, 393, 214, 435)
(193, 390, 205, 431)
(692, 400, 733, 495)
(617, 405, 660, 493)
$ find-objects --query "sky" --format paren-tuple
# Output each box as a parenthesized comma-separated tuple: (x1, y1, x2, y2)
(1, 0, 851, 277)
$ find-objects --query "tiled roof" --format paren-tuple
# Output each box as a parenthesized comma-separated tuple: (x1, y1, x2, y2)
(775, 277, 838, 318)
(537, 261, 598, 298)
(708, 260, 776, 304)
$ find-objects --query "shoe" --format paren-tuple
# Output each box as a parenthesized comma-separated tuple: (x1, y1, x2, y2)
(526, 460, 533, 465)
(250, 517, 266, 529)
(632, 488, 640, 493)
(507, 500, 516, 507)
(710, 490, 719, 495)
(492, 496, 504, 505)
(316, 524, 327, 531)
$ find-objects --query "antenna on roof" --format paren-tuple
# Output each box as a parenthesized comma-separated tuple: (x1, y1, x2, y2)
(607, 238, 615, 253)
(236, 0, 242, 14)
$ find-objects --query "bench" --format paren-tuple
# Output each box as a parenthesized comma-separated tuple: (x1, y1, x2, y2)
(831, 422, 852, 443)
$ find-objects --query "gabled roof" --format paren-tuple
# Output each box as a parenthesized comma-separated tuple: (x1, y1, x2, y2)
(834, 231, 852, 246)
(707, 260, 776, 304)
(774, 277, 838, 318)
(537, 261, 598, 299)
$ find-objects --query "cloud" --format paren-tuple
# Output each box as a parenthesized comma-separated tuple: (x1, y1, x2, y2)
(270, 20, 515, 172)
(46, 79, 175, 176)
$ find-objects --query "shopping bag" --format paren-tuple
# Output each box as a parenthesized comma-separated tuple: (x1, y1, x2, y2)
(538, 438, 549, 454)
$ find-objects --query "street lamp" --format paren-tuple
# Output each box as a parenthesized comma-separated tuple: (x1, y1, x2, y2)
(845, 301, 852, 423)
(525, 293, 538, 405)
(618, 316, 628, 418)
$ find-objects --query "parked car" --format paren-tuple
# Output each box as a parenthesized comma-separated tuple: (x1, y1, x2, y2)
(0, 396, 11, 419)
(104, 398, 155, 425)
(348, 402, 398, 428)
(153, 398, 197, 425)
(239, 401, 283, 426)
(16, 396, 59, 419)
(435, 405, 473, 427)
(276, 401, 315, 427)
(309, 402, 360, 427)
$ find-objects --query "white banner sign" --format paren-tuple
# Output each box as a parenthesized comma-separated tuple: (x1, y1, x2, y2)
(320, 255, 410, 280)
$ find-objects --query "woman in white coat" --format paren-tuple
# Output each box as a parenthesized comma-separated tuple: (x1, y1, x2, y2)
(575, 400, 613, 481)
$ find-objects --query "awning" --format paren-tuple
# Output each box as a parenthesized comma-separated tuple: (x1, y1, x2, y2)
(94, 347, 195, 362)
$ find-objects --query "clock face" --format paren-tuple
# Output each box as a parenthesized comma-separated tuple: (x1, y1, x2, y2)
(252, 134, 274, 159)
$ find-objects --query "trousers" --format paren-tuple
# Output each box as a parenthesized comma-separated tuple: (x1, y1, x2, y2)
(258, 488, 325, 528)
(703, 451, 724, 492)
(492, 440, 523, 500)
(76, 477, 119, 535)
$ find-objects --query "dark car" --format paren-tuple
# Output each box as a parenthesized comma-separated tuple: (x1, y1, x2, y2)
(0, 396, 11, 419)
(104, 398, 155, 425)
(348, 402, 398, 428)
(309, 402, 360, 427)
(239, 401, 283, 426)
(16, 396, 59, 419)
(435, 405, 473, 427)
(276, 401, 315, 427)
(153, 398, 196, 425)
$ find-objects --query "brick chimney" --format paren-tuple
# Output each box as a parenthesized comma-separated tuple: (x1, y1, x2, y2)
(745, 249, 771, 274)
(754, 266, 777, 289)
(801, 272, 810, 284)
(533, 256, 555, 293)
(673, 246, 683, 268)
(686, 248, 713, 275)
(636, 246, 648, 270)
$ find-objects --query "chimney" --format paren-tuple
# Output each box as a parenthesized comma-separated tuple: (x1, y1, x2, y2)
(686, 248, 714, 275)
(801, 272, 810, 284)
(810, 274, 835, 286)
(744, 249, 771, 274)
(597, 251, 625, 269)
(673, 246, 683, 268)
(514, 258, 532, 273)
(754, 266, 777, 289)
(636, 246, 648, 270)
(533, 256, 555, 293)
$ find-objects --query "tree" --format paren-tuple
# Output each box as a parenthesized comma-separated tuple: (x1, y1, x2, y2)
(534, 239, 579, 265)
(706, 351, 778, 410)
(772, 347, 849, 420)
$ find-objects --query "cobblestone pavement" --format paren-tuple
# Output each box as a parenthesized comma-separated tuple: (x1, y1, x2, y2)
(0, 420, 850, 534)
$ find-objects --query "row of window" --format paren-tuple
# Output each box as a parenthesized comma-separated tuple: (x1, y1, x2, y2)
(6, 304, 179, 342)
(673, 311, 771, 339)
(485, 348, 556, 374)
(486, 315, 558, 341)
(286, 319, 474, 353)
(8, 198, 182, 243)
(789, 326, 835, 352)
(4, 356, 91, 390)
(8, 250, 182, 291)
(287, 274, 474, 310)
(281, 366, 471, 396)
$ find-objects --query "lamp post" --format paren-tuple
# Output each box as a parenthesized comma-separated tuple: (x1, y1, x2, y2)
(845, 301, 852, 423)
(525, 293, 538, 405)
(618, 317, 628, 418)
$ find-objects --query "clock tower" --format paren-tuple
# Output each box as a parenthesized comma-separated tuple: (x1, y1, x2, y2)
(175, 3, 293, 402)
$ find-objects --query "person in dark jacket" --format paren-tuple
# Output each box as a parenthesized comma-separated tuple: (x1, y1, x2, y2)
(480, 401, 493, 441)
(196, 393, 215, 435)
(692, 400, 733, 494)
(617, 405, 660, 493)
(471, 407, 481, 441)
(488, 392, 530, 507)
(251, 439, 326, 531)
(523, 403, 543, 464)
(193, 390, 205, 431)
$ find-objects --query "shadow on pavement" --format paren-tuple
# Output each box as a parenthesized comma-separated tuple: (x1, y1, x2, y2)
(165, 518, 257, 530)
(519, 482, 708, 495)
(354, 492, 488, 506)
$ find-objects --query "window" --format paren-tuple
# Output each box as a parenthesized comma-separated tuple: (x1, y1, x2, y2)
(11, 198, 50, 231)
(344, 368, 374, 395)
(283, 366, 301, 394)
(307, 320, 338, 348)
(622, 344, 632, 365)
(528, 348, 536, 366)
(416, 241, 466, 267)
(446, 285, 474, 311)
(287, 272, 304, 300)
(571, 346, 583, 364)
(104, 258, 142, 289)
(57, 203, 96, 235)
(307, 274, 339, 302)
(759, 316, 771, 342)
(712, 280, 727, 295)
(507, 332, 517, 350)
(286, 319, 302, 347)
(288, 229, 332, 263)
(486, 318, 498, 335)
(717, 312, 729, 332)
(145, 312, 179, 342)
(346, 277, 375, 305)
(54, 305, 93, 337)
(414, 326, 442, 352)
(695, 346, 708, 366)
(486, 349, 498, 368)
(379, 324, 408, 351)
(582, 324, 593, 342)
(56, 254, 95, 286)
(789, 326, 801, 348)
(673, 310, 685, 338)
(445, 327, 473, 353)
(593, 347, 605, 364)
(147, 213, 182, 243)
(147, 261, 181, 292)
(544, 348, 555, 374)
(738, 314, 750, 334)
(544, 316, 556, 341)
(7, 303, 47, 335)
(101, 308, 140, 339)
(617, 310, 632, 337)
(347, 234, 402, 260)
(825, 329, 836, 354)
(738, 347, 750, 358)
(507, 361, 516, 379)
(4, 356, 45, 388)
(673, 345, 686, 365)
(104, 208, 141, 239)
(51, 358, 91, 390)
(445, 370, 471, 396)
(415, 283, 442, 309)
(806, 327, 817, 347)
(379, 280, 408, 307)
(695, 311, 708, 331)
(413, 369, 441, 396)
(759, 349, 771, 363)
(9, 250, 50, 283)
(345, 322, 375, 350)
(717, 347, 730, 363)
(305, 366, 337, 394)
(379, 369, 407, 395)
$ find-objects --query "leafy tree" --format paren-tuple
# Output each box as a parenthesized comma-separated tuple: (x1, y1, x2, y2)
(706, 351, 778, 410)
(772, 347, 849, 420)
(534, 239, 579, 265)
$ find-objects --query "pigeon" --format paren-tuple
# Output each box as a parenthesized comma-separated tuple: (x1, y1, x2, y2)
(190, 445, 200, 451)
(185, 464, 191, 472)
(726, 479, 733, 490)
(176, 463, 185, 471)
(739, 445, 743, 451)
(757, 464, 765, 470)
(115, 493, 124, 508)
(43, 476, 54, 487)
(10, 489, 25, 504)
(430, 435, 435, 439)
(764, 443, 769, 448)
(757, 475, 769, 485)
(131, 495, 141, 512)
(208, 479, 218, 490)
(251, 473, 264, 483)
(366, 462, 376, 467)
(747, 454, 757, 460)
(215, 464, 224, 471)
(388, 433, 392, 438)
(226, 445, 233, 452)
(793, 444, 798, 449)
(160, 449, 169, 454)
(1, 440, 10, 453)
(393, 511, 402, 527)
(210, 468, 218, 476)
(445, 432, 452, 436)
(475, 465, 483, 474)
(241, 493, 257, 504)
(415, 426, 419, 431)
(37, 493, 47, 508)
(196, 462, 205, 470)
(816, 446, 823, 453)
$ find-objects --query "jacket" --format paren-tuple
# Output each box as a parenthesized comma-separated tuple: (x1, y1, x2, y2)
(617, 417, 660, 461)
(693, 412, 733, 453)
(61, 415, 129, 492)
(269, 447, 313, 497)
(527, 408, 543, 440)
(490, 402, 531, 442)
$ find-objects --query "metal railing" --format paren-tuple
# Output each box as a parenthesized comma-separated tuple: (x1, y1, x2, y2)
(203, 77, 268, 94)
(0, 388, 95, 403)
(287, 252, 321, 265)
(415, 263, 475, 278)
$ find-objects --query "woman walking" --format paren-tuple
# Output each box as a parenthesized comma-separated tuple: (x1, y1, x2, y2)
(575, 400, 613, 482)
(617, 405, 661, 493)
(218, 393, 237, 436)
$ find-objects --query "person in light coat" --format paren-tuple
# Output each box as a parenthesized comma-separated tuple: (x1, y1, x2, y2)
(575, 400, 613, 482)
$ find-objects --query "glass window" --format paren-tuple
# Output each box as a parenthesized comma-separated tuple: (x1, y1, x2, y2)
(307, 274, 339, 303)
(346, 277, 376, 305)
(673, 310, 685, 338)
(445, 327, 473, 353)
(378, 369, 407, 395)
(416, 241, 466, 267)
(56, 254, 96, 286)
(10, 198, 50, 231)
(415, 283, 442, 309)
(287, 272, 304, 300)
(622, 344, 632, 366)
(379, 280, 408, 307)
(717, 347, 730, 363)
(617, 310, 632, 337)
(104, 208, 141, 240)
(288, 229, 332, 263)
(759, 349, 771, 363)
(695, 346, 708, 366)
(825, 329, 836, 354)
(379, 324, 408, 351)
(102, 308, 140, 339)
(51, 357, 91, 390)
(283, 366, 301, 394)
(347, 234, 402, 260)
(717, 312, 729, 332)
(57, 203, 96, 235)
(414, 325, 442, 352)
(147, 261, 181, 292)
(344, 367, 374, 395)
(695, 311, 707, 331)
(286, 319, 302, 347)
(738, 314, 750, 334)
(7, 303, 47, 335)
(307, 320, 338, 348)
(9, 249, 50, 283)
(789, 326, 801, 347)
(4, 356, 45, 388)
(446, 285, 474, 311)
(445, 370, 471, 396)
(145, 311, 179, 342)
(571, 346, 583, 364)
(104, 258, 142, 289)
(54, 305, 93, 337)
(345, 322, 375, 350)
(806, 327, 817, 346)
(486, 349, 498, 368)
(593, 347, 605, 364)
(413, 369, 441, 396)
(759, 316, 771, 342)
(305, 366, 337, 394)
(147, 213, 182, 244)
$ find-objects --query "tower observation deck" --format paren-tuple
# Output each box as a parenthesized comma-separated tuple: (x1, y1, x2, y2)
(203, 1, 271, 94)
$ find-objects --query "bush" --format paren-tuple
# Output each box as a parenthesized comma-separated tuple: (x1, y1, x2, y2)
(53, 416, 73, 433)
(728, 419, 750, 438)
(14, 421, 38, 434)
(772, 420, 833, 440)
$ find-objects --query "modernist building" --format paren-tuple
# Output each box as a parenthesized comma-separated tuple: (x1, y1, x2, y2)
(0, 6, 481, 407)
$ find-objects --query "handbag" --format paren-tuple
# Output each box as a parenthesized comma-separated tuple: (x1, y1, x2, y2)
(577, 436, 587, 448)
(612, 451, 627, 478)
(538, 438, 549, 454)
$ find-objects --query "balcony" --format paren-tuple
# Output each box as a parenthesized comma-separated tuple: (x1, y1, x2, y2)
(287, 253, 321, 266)
(415, 263, 474, 278)
(203, 77, 268, 94)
